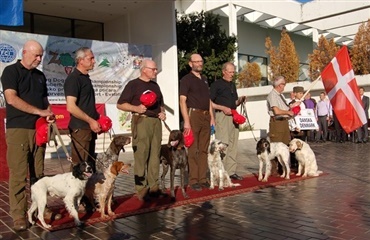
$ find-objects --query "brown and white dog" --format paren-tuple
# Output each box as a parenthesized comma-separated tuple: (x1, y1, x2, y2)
(85, 161, 130, 219)
(289, 138, 322, 177)
(160, 129, 188, 200)
(208, 139, 241, 190)
(95, 135, 131, 173)
(256, 138, 291, 182)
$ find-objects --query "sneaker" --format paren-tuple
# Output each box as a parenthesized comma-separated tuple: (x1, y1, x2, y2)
(44, 207, 62, 220)
(230, 174, 243, 180)
(13, 217, 28, 231)
(190, 183, 202, 191)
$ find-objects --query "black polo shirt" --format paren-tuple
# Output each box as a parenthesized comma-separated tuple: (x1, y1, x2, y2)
(117, 78, 164, 118)
(210, 78, 238, 109)
(1, 60, 48, 129)
(64, 68, 99, 129)
(179, 72, 210, 111)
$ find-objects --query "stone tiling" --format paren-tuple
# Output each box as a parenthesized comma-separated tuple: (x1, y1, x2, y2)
(1, 139, 370, 239)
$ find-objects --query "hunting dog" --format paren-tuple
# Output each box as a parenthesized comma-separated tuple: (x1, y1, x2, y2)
(208, 139, 241, 190)
(256, 138, 291, 182)
(28, 162, 93, 229)
(289, 138, 323, 177)
(85, 161, 131, 219)
(95, 135, 131, 173)
(160, 129, 188, 200)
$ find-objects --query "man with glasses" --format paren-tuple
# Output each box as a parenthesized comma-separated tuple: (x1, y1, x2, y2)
(210, 62, 246, 181)
(266, 76, 294, 145)
(179, 53, 215, 191)
(117, 59, 167, 201)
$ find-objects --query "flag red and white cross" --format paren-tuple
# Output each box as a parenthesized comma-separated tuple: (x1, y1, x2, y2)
(321, 46, 367, 134)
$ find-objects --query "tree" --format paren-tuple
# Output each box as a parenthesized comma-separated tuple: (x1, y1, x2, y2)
(265, 29, 300, 83)
(238, 62, 262, 88)
(176, 11, 237, 85)
(351, 19, 370, 75)
(308, 35, 339, 80)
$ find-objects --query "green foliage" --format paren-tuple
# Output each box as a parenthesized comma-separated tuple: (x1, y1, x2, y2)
(308, 36, 339, 80)
(351, 19, 370, 75)
(265, 29, 300, 83)
(176, 11, 237, 85)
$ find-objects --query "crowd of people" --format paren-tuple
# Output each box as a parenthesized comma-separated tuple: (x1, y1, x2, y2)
(2, 39, 368, 232)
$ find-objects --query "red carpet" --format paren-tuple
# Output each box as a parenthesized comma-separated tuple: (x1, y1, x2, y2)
(40, 173, 326, 231)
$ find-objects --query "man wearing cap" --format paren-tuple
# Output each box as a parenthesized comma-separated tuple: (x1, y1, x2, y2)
(117, 59, 167, 201)
(210, 62, 246, 181)
(289, 86, 307, 137)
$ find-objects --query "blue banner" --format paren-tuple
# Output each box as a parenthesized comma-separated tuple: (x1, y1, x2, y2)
(0, 0, 24, 26)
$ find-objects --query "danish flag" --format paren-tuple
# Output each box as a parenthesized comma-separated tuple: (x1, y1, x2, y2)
(321, 46, 367, 133)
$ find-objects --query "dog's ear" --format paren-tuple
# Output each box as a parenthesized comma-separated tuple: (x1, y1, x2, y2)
(111, 162, 123, 175)
(296, 140, 303, 150)
(72, 163, 84, 180)
(209, 141, 216, 155)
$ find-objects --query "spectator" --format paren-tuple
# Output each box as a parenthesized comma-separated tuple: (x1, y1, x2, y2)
(315, 92, 332, 142)
(303, 92, 317, 142)
(210, 62, 246, 180)
(356, 87, 369, 143)
(117, 59, 167, 201)
(179, 53, 215, 191)
(1, 40, 60, 231)
(64, 47, 100, 172)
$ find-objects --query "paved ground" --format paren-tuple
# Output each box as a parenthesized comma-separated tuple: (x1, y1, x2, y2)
(1, 138, 370, 240)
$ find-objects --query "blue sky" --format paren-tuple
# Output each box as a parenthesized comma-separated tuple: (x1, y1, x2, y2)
(295, 0, 313, 3)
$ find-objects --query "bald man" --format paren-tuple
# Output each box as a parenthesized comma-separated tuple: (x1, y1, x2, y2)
(117, 59, 167, 201)
(1, 40, 59, 231)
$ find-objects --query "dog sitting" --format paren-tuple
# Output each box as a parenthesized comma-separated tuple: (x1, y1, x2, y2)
(27, 162, 93, 229)
(95, 135, 131, 173)
(256, 138, 291, 182)
(85, 161, 130, 219)
(289, 138, 323, 177)
(160, 129, 188, 200)
(208, 139, 241, 190)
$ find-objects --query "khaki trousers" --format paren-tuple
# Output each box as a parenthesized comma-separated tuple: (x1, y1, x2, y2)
(69, 128, 97, 170)
(215, 112, 239, 175)
(6, 128, 45, 220)
(188, 111, 211, 185)
(131, 116, 162, 192)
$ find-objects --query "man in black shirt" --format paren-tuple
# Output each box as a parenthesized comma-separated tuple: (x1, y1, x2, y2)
(210, 62, 246, 180)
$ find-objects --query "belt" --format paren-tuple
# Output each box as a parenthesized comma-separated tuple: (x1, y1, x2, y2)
(318, 115, 327, 117)
(190, 108, 209, 115)
(270, 116, 290, 121)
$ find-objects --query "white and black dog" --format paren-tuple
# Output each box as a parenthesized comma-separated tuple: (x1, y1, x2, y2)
(208, 139, 241, 190)
(256, 138, 291, 182)
(28, 162, 93, 229)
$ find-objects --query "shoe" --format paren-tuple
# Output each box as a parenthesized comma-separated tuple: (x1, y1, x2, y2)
(200, 182, 210, 189)
(13, 217, 28, 231)
(149, 189, 169, 198)
(44, 207, 62, 221)
(230, 174, 243, 180)
(136, 187, 149, 201)
(190, 183, 202, 191)
(356, 140, 362, 144)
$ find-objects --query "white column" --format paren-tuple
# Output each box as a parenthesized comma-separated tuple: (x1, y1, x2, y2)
(228, 3, 239, 71)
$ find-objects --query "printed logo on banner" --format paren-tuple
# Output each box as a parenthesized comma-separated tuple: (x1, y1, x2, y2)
(0, 43, 16, 63)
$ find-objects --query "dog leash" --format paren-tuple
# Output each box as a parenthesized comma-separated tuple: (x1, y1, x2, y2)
(162, 120, 172, 132)
(241, 103, 258, 142)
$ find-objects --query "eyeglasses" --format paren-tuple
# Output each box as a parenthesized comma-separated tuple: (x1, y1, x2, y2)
(280, 83, 286, 86)
(145, 67, 158, 71)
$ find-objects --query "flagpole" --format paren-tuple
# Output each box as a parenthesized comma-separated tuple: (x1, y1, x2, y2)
(300, 75, 322, 101)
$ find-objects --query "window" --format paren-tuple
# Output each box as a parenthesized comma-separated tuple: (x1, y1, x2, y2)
(238, 54, 268, 86)
(0, 12, 103, 41)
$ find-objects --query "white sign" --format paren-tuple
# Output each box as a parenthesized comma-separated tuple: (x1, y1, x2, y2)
(294, 109, 319, 130)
